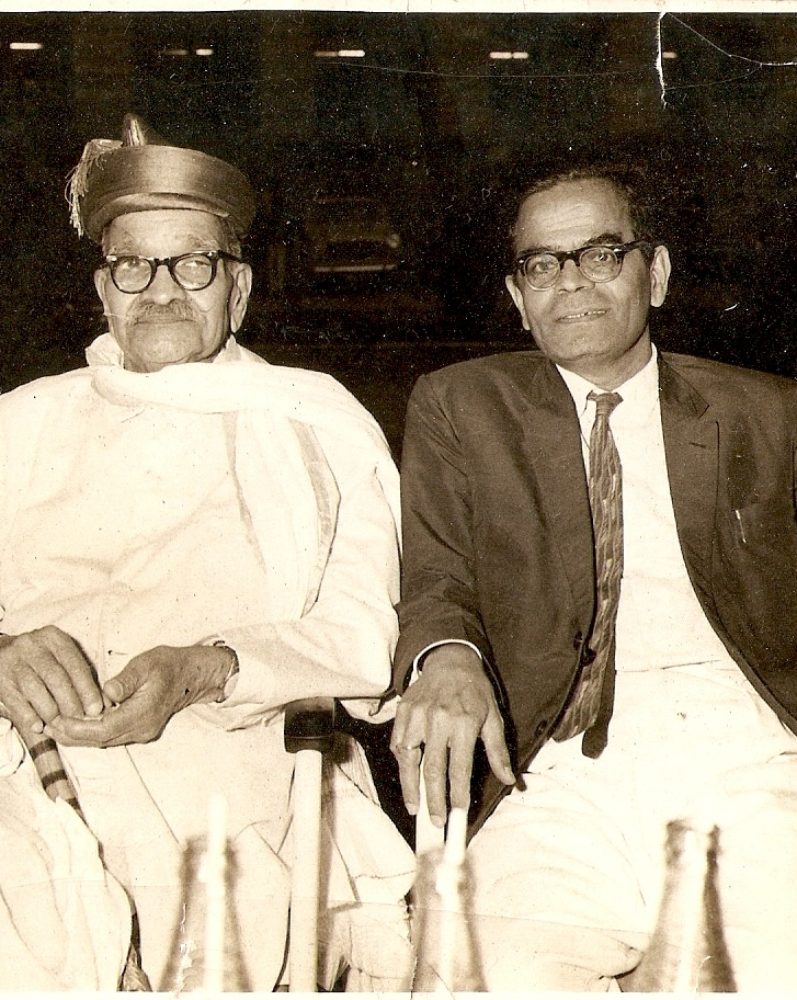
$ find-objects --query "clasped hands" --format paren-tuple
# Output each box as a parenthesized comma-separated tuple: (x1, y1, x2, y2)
(0, 626, 233, 747)
(390, 644, 515, 827)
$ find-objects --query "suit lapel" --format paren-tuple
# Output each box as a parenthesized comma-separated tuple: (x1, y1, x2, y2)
(521, 360, 595, 625)
(659, 357, 718, 587)
(517, 355, 719, 628)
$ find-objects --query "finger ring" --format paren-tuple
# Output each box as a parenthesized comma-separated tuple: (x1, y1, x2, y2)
(397, 743, 418, 752)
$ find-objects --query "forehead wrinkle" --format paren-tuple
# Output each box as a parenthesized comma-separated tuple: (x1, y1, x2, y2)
(104, 217, 225, 255)
(519, 231, 625, 258)
(514, 179, 634, 253)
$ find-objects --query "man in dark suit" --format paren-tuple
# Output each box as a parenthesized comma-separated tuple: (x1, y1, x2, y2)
(391, 166, 797, 990)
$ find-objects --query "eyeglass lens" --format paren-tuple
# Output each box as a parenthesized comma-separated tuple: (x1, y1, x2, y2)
(110, 253, 218, 293)
(522, 246, 623, 289)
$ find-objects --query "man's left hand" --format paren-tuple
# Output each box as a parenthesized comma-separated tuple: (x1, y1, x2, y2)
(42, 644, 233, 747)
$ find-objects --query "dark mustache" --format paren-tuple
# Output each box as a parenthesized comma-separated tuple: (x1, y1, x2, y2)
(130, 302, 198, 324)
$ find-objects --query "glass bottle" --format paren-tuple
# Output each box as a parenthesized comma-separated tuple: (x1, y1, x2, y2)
(159, 813, 249, 992)
(631, 819, 736, 992)
(410, 807, 486, 992)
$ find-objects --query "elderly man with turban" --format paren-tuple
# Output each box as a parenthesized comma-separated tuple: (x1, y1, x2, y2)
(0, 115, 414, 990)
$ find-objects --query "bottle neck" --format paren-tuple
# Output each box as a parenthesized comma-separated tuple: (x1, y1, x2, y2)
(630, 820, 735, 992)
(659, 822, 714, 964)
(411, 846, 485, 992)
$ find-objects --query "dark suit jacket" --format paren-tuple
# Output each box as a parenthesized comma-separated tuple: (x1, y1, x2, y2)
(395, 350, 797, 833)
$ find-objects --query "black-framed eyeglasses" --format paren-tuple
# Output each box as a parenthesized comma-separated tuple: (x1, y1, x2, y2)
(101, 250, 241, 294)
(514, 239, 652, 290)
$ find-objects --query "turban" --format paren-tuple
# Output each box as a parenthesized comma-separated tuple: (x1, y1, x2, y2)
(67, 113, 256, 243)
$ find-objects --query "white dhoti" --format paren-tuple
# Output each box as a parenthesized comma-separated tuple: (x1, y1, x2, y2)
(467, 662, 797, 992)
(0, 721, 131, 991)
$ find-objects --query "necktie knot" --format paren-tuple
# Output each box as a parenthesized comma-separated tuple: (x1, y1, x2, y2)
(588, 390, 623, 420)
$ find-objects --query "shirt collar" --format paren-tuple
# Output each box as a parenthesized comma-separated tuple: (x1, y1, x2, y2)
(556, 344, 659, 423)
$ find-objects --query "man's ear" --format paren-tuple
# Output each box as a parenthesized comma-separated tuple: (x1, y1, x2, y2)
(505, 273, 531, 331)
(649, 244, 671, 309)
(228, 262, 252, 333)
(94, 267, 110, 313)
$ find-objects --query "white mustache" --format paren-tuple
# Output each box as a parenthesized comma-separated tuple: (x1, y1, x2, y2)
(130, 302, 199, 323)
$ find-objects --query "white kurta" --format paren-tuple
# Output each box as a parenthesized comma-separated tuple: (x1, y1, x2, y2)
(0, 336, 414, 990)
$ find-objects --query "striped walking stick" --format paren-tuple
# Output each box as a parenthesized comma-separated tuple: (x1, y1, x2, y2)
(19, 724, 85, 819)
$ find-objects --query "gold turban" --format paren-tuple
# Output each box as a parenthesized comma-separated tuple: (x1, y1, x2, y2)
(67, 113, 256, 243)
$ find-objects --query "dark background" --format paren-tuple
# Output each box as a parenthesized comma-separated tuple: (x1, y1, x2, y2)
(2, 8, 797, 837)
(2, 10, 797, 456)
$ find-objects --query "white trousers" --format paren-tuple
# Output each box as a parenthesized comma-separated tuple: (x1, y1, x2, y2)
(466, 662, 797, 992)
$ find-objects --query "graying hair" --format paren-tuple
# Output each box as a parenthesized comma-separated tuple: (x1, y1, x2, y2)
(510, 165, 658, 257)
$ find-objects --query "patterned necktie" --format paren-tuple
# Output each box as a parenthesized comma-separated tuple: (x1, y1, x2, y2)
(553, 390, 623, 757)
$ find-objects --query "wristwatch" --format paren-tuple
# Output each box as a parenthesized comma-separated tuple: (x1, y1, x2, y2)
(210, 640, 240, 703)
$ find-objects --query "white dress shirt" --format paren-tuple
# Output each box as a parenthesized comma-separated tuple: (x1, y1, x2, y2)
(557, 345, 731, 672)
(532, 344, 794, 769)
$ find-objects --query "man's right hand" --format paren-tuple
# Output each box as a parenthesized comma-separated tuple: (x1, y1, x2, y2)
(0, 626, 103, 735)
(390, 643, 515, 827)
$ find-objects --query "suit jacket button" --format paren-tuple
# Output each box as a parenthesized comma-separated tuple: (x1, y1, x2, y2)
(581, 647, 597, 666)
(572, 631, 583, 650)
(535, 720, 548, 738)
